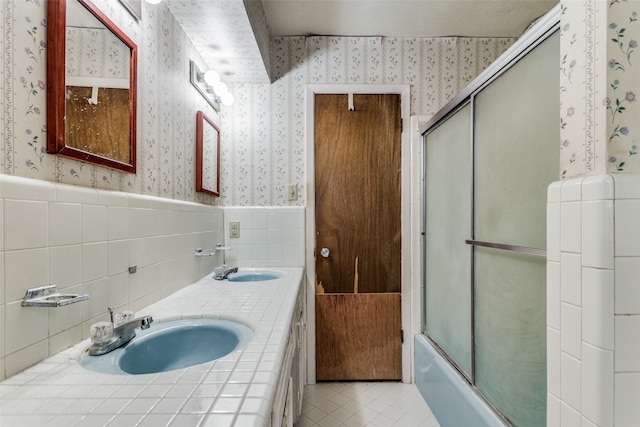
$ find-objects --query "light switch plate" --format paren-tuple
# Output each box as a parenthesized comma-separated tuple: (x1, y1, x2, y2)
(288, 184, 298, 201)
(229, 221, 240, 238)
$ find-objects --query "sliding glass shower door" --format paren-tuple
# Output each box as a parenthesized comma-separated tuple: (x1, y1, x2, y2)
(422, 27, 559, 427)
(424, 104, 472, 376)
(473, 32, 559, 426)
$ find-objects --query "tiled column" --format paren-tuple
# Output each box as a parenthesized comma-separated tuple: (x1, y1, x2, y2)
(548, 174, 640, 427)
(611, 175, 640, 426)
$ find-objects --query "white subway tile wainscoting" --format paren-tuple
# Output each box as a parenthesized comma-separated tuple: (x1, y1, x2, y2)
(547, 174, 640, 426)
(0, 176, 310, 383)
(223, 207, 305, 268)
(0, 175, 224, 380)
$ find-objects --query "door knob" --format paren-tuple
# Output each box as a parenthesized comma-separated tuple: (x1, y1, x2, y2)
(320, 247, 330, 258)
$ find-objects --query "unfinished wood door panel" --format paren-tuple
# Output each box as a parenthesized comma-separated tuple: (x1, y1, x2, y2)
(316, 293, 402, 380)
(315, 94, 401, 294)
(314, 93, 402, 381)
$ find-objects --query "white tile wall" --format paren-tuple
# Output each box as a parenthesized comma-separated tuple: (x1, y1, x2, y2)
(547, 261, 561, 329)
(560, 252, 581, 305)
(547, 328, 561, 396)
(4, 200, 49, 250)
(107, 207, 129, 241)
(561, 303, 582, 359)
(1, 175, 56, 202)
(49, 203, 82, 246)
(560, 201, 581, 253)
(582, 267, 614, 350)
(581, 343, 614, 427)
(614, 257, 640, 314)
(582, 200, 614, 269)
(223, 207, 305, 268)
(0, 255, 4, 306)
(547, 203, 561, 262)
(614, 199, 640, 256)
(548, 174, 640, 427)
(560, 402, 581, 426)
(4, 248, 49, 302)
(0, 179, 307, 381)
(614, 373, 640, 426)
(49, 245, 83, 290)
(615, 316, 640, 372)
(560, 352, 581, 412)
(82, 205, 108, 243)
(547, 393, 561, 427)
(0, 199, 4, 254)
(0, 175, 224, 380)
(82, 243, 109, 282)
(582, 175, 614, 201)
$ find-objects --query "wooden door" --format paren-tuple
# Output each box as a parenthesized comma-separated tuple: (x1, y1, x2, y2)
(314, 93, 402, 380)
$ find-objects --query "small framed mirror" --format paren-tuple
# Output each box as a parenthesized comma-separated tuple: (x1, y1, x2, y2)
(195, 111, 221, 197)
(47, 0, 137, 173)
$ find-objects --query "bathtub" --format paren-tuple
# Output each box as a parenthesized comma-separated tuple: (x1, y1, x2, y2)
(414, 334, 510, 427)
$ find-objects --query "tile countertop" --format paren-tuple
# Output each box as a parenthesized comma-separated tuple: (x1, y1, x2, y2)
(0, 267, 304, 427)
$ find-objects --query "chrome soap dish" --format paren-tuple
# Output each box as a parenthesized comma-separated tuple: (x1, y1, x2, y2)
(195, 244, 233, 257)
(22, 285, 89, 307)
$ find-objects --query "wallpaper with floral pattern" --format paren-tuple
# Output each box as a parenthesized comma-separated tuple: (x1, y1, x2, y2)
(560, 0, 640, 178)
(1, 1, 513, 206)
(1, 0, 220, 204)
(66, 27, 129, 81)
(220, 36, 514, 206)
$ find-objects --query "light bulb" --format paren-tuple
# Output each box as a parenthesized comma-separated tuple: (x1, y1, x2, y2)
(213, 81, 227, 96)
(221, 92, 234, 106)
(145, 0, 162, 4)
(203, 70, 220, 86)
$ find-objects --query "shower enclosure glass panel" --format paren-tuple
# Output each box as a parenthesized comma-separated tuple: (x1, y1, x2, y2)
(473, 32, 560, 250)
(474, 250, 547, 425)
(424, 104, 472, 375)
(473, 31, 559, 426)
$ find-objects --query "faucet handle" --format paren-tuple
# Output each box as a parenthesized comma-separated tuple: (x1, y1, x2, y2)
(114, 310, 135, 327)
(90, 321, 113, 344)
(107, 307, 114, 324)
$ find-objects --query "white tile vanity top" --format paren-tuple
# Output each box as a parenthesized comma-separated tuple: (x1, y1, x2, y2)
(0, 267, 304, 427)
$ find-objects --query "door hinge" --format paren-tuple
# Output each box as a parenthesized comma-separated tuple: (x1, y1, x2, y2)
(401, 329, 404, 344)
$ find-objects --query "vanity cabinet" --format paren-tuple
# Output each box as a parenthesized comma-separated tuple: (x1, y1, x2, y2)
(271, 285, 305, 427)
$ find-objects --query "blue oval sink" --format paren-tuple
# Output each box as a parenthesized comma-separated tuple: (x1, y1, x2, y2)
(80, 319, 252, 375)
(227, 270, 283, 282)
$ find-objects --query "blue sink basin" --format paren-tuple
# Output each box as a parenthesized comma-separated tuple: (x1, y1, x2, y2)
(227, 270, 284, 282)
(80, 319, 253, 375)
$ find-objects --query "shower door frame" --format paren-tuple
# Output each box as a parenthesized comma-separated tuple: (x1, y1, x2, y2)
(420, 4, 560, 422)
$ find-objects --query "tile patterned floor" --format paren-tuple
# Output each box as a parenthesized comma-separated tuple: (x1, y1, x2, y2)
(296, 382, 441, 427)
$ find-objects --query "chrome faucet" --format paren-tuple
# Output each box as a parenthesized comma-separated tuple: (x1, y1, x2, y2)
(88, 310, 153, 356)
(214, 266, 238, 280)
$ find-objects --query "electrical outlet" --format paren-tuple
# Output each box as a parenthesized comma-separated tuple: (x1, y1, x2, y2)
(288, 184, 298, 201)
(229, 221, 240, 238)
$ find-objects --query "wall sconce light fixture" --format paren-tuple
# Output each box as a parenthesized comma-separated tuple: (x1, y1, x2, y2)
(190, 60, 234, 111)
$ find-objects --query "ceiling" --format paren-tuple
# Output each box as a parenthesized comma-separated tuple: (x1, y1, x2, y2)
(166, 0, 558, 84)
(262, 0, 558, 38)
